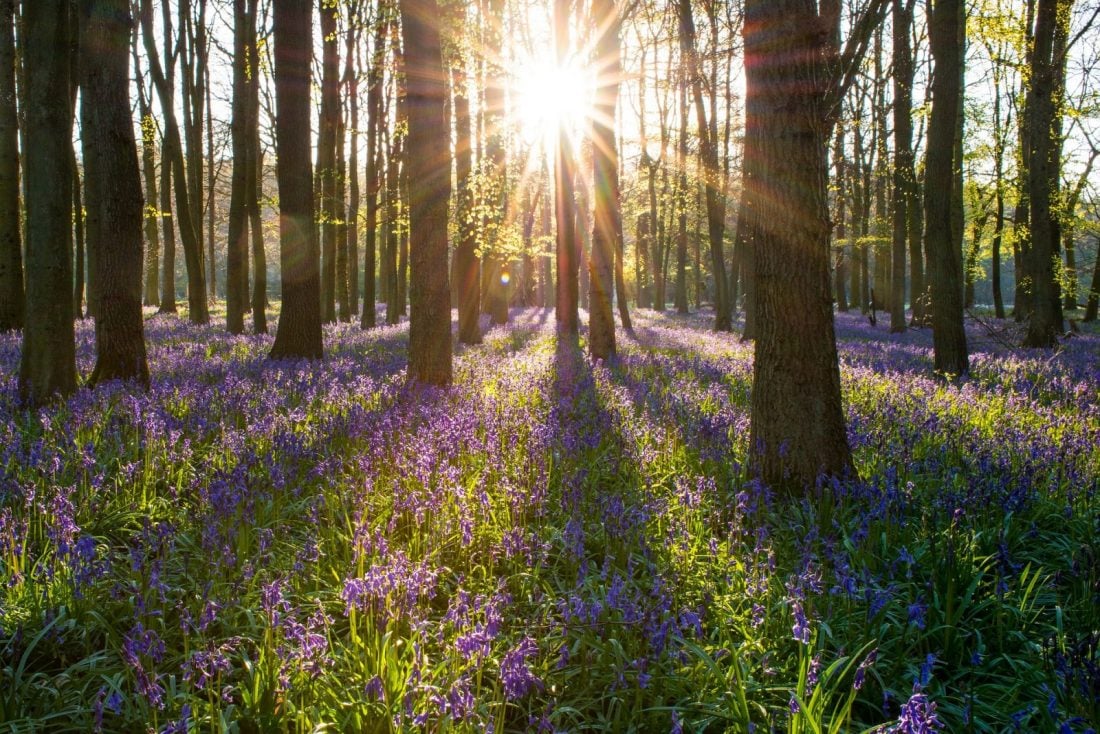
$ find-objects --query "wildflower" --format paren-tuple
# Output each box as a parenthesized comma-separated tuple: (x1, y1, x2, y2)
(791, 601, 811, 645)
(500, 637, 542, 700)
(888, 688, 942, 733)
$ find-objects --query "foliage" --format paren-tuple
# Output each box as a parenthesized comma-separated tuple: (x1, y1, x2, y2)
(0, 309, 1097, 732)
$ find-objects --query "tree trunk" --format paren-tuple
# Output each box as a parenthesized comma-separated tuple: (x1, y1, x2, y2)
(588, 0, 620, 359)
(833, 127, 848, 313)
(319, 0, 338, 324)
(0, 0, 22, 332)
(399, 0, 452, 385)
(677, 0, 731, 332)
(345, 4, 361, 319)
(1022, 0, 1066, 347)
(135, 56, 160, 310)
(19, 1, 76, 403)
(925, 0, 968, 375)
(227, 0, 252, 335)
(890, 0, 915, 333)
(554, 0, 578, 337)
(269, 0, 322, 360)
(360, 4, 387, 329)
(674, 64, 689, 316)
(80, 0, 149, 387)
(746, 0, 856, 490)
(140, 0, 207, 323)
(452, 59, 481, 344)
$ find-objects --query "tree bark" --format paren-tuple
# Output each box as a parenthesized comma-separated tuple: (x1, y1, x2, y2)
(399, 0, 452, 385)
(452, 57, 481, 344)
(0, 0, 22, 332)
(554, 0, 578, 337)
(319, 0, 338, 324)
(588, 0, 620, 360)
(269, 0, 322, 360)
(360, 3, 387, 329)
(80, 0, 149, 387)
(19, 1, 76, 403)
(227, 0, 253, 335)
(745, 0, 856, 490)
(1022, 0, 1066, 347)
(925, 0, 969, 375)
(890, 0, 915, 333)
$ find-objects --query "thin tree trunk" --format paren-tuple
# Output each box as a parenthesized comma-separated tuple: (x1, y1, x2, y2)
(227, 0, 251, 335)
(319, 0, 338, 324)
(890, 0, 915, 333)
(452, 58, 481, 343)
(360, 3, 387, 329)
(678, 0, 730, 331)
(140, 0, 207, 323)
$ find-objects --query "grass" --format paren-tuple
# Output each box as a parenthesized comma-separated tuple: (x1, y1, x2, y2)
(0, 305, 1097, 733)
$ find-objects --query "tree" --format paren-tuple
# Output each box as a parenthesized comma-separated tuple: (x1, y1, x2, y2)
(588, 0, 620, 360)
(554, 0, 578, 336)
(319, 0, 339, 324)
(227, 0, 258, 335)
(452, 26, 482, 344)
(891, 0, 916, 333)
(140, 0, 208, 323)
(0, 0, 21, 332)
(677, 0, 732, 332)
(269, 0, 323, 360)
(400, 0, 452, 385)
(360, 1, 387, 329)
(80, 0, 149, 387)
(19, 1, 76, 403)
(1022, 0, 1069, 347)
(745, 0, 888, 489)
(925, 0, 969, 375)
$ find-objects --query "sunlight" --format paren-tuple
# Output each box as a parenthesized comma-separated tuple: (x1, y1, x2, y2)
(512, 54, 594, 144)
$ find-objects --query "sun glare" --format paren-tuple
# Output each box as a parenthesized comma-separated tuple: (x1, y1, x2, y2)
(513, 55, 593, 144)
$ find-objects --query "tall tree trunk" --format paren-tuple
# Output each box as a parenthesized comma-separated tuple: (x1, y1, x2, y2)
(674, 64, 689, 315)
(227, 0, 252, 335)
(399, 0, 452, 384)
(925, 0, 968, 375)
(140, 0, 207, 323)
(159, 137, 177, 312)
(319, 0, 338, 324)
(833, 127, 849, 312)
(269, 0, 322, 360)
(360, 3, 387, 329)
(745, 0, 857, 489)
(452, 58, 481, 343)
(484, 0, 509, 327)
(677, 0, 731, 332)
(345, 3, 361, 319)
(80, 0, 149, 387)
(135, 53, 160, 309)
(890, 0, 915, 333)
(1022, 0, 1066, 347)
(588, 0, 620, 359)
(0, 0, 22, 332)
(554, 0, 578, 336)
(336, 101, 350, 320)
(19, 1, 76, 403)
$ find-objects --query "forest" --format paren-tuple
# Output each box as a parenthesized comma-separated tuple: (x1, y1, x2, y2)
(0, 0, 1098, 731)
